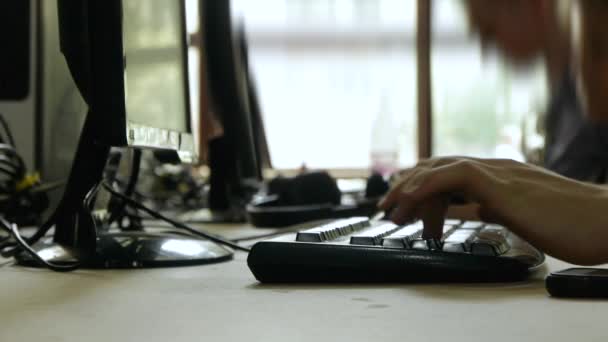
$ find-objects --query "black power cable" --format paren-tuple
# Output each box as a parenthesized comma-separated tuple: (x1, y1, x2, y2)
(0, 115, 16, 147)
(102, 182, 250, 252)
(0, 217, 81, 271)
(107, 149, 142, 227)
(0, 113, 52, 255)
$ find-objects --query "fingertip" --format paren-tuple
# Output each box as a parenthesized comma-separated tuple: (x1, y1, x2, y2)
(421, 221, 443, 239)
(418, 197, 449, 239)
(388, 209, 398, 223)
(377, 196, 389, 209)
(390, 213, 409, 226)
(377, 188, 403, 209)
(389, 202, 415, 225)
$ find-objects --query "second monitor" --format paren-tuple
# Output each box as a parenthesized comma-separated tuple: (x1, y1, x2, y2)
(15, 0, 233, 269)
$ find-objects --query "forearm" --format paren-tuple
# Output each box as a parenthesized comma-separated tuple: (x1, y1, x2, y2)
(570, 189, 608, 265)
(518, 187, 608, 266)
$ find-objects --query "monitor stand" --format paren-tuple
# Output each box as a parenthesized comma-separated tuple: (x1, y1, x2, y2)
(15, 112, 233, 269)
(178, 136, 258, 224)
(18, 232, 233, 268)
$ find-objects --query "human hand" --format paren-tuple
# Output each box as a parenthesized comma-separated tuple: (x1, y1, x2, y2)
(379, 157, 608, 265)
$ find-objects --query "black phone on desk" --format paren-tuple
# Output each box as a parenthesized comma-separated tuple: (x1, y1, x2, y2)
(546, 268, 608, 298)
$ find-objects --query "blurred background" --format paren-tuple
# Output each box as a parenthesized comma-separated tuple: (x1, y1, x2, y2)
(182, 0, 548, 175)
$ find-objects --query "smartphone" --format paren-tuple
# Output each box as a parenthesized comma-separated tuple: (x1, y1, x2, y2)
(546, 268, 608, 298)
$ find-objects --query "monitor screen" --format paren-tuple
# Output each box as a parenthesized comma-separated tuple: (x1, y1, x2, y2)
(122, 0, 188, 133)
(119, 0, 195, 162)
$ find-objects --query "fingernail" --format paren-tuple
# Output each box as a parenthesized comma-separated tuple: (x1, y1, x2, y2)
(378, 196, 387, 208)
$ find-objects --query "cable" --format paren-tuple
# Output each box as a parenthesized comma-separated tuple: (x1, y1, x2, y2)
(26, 212, 56, 245)
(102, 182, 250, 252)
(0, 165, 18, 179)
(0, 231, 10, 245)
(231, 230, 296, 243)
(0, 144, 24, 172)
(0, 191, 61, 257)
(0, 115, 16, 147)
(0, 114, 77, 270)
(0, 115, 53, 230)
(122, 150, 142, 203)
(0, 155, 20, 171)
(0, 217, 80, 272)
(108, 149, 142, 226)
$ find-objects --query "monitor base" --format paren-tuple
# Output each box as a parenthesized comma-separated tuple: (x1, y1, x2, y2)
(14, 231, 233, 269)
(176, 208, 247, 224)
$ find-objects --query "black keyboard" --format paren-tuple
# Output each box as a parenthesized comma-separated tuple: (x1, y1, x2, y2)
(247, 217, 545, 282)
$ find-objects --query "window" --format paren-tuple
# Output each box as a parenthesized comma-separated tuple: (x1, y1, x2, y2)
(186, 0, 549, 172)
(231, 0, 417, 172)
(431, 0, 548, 160)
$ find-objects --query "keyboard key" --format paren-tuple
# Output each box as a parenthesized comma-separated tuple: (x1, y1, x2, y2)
(350, 223, 401, 246)
(383, 223, 456, 249)
(381, 223, 423, 248)
(460, 221, 484, 230)
(444, 219, 462, 226)
(479, 225, 509, 239)
(470, 226, 510, 256)
(410, 239, 429, 250)
(296, 217, 370, 242)
(426, 239, 443, 250)
(442, 243, 466, 253)
(410, 239, 443, 251)
(442, 229, 477, 252)
(470, 243, 497, 256)
(441, 224, 457, 237)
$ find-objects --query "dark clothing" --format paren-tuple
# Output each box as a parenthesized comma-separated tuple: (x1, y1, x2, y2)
(544, 71, 608, 183)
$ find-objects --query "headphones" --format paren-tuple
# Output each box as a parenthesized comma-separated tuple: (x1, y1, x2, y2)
(246, 171, 389, 227)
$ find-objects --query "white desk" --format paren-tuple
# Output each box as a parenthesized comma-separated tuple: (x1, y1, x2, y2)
(0, 224, 605, 342)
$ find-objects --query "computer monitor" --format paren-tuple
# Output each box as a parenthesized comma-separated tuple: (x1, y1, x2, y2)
(16, 0, 232, 268)
(236, 24, 272, 175)
(200, 0, 270, 219)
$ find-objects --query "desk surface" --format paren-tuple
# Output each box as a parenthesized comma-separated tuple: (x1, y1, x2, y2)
(0, 224, 605, 342)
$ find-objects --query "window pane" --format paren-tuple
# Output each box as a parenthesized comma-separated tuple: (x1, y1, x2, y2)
(431, 0, 548, 160)
(232, 0, 417, 171)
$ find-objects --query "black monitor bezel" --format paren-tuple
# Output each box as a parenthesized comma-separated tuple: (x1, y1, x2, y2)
(202, 0, 259, 179)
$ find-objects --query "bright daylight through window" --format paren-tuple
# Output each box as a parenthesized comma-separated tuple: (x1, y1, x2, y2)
(186, 0, 548, 172)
